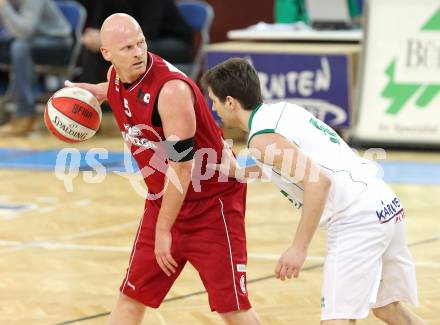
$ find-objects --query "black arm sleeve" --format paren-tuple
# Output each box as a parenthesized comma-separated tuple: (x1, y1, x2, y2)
(164, 137, 195, 162)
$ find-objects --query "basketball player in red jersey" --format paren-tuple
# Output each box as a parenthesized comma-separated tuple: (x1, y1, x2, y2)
(67, 13, 261, 325)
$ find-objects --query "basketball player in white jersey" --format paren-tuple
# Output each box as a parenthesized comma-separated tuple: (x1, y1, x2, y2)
(202, 58, 425, 324)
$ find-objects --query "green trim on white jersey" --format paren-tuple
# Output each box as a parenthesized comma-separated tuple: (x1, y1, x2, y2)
(247, 128, 275, 147)
(248, 103, 263, 131)
(247, 102, 287, 146)
(247, 101, 380, 225)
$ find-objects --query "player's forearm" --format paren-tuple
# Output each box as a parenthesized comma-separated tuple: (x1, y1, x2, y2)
(155, 161, 192, 232)
(95, 82, 109, 103)
(293, 174, 331, 249)
(217, 140, 263, 180)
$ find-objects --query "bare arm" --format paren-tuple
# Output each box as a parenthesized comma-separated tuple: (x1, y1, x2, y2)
(249, 133, 331, 280)
(206, 139, 264, 181)
(154, 79, 196, 276)
(64, 66, 112, 103)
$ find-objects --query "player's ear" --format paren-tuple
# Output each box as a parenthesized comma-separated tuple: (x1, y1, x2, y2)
(100, 47, 111, 61)
(225, 96, 236, 111)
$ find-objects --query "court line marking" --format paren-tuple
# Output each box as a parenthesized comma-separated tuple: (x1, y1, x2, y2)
(0, 240, 20, 246)
(0, 221, 138, 254)
(0, 203, 39, 220)
(0, 241, 131, 252)
(60, 221, 138, 241)
(53, 235, 440, 325)
(35, 196, 59, 203)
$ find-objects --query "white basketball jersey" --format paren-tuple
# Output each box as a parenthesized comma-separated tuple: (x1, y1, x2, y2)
(248, 102, 380, 225)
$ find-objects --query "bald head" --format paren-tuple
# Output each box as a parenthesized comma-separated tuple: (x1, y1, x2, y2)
(99, 13, 148, 83)
(100, 13, 142, 48)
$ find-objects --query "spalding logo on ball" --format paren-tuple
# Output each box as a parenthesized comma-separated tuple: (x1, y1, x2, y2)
(45, 87, 102, 143)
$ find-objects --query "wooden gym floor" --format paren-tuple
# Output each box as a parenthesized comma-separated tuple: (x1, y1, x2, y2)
(0, 124, 439, 324)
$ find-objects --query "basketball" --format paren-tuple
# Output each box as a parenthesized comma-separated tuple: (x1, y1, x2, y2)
(44, 86, 102, 143)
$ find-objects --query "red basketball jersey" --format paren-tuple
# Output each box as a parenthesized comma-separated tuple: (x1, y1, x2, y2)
(107, 53, 241, 200)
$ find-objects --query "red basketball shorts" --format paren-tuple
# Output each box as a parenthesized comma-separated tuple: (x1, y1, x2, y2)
(119, 183, 251, 313)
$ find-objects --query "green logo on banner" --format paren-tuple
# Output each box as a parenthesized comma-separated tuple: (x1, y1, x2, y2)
(381, 8, 440, 115)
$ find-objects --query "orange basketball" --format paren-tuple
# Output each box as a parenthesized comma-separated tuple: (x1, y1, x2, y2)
(44, 87, 102, 143)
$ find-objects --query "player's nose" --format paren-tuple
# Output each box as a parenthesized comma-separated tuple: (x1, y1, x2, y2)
(134, 44, 143, 57)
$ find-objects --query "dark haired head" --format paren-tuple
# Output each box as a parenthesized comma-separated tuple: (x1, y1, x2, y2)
(201, 57, 262, 110)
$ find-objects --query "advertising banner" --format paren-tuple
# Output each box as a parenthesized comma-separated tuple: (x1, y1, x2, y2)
(354, 0, 440, 144)
(207, 50, 353, 128)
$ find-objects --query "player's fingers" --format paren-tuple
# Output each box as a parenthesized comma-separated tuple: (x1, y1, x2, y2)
(156, 256, 171, 276)
(166, 253, 178, 268)
(161, 257, 176, 274)
(278, 264, 288, 281)
(293, 268, 300, 278)
(161, 253, 177, 273)
(286, 266, 295, 279)
(274, 260, 283, 278)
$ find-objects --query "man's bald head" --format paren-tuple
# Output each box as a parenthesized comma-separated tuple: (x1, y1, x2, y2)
(100, 13, 142, 48)
(99, 13, 148, 83)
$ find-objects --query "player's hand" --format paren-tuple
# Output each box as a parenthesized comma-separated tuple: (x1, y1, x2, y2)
(275, 245, 307, 281)
(154, 228, 178, 276)
(64, 80, 107, 103)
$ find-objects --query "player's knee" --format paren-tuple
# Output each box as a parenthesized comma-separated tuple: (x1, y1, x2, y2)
(372, 302, 399, 322)
(116, 293, 145, 314)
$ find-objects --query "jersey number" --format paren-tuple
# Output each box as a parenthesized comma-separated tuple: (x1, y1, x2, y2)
(123, 98, 132, 117)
